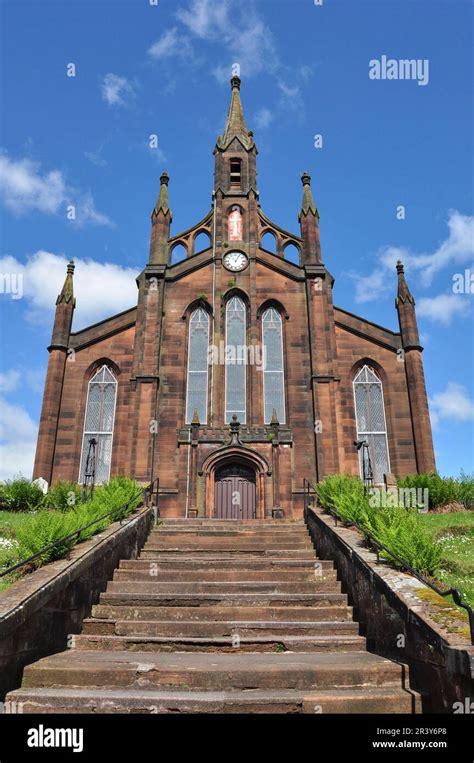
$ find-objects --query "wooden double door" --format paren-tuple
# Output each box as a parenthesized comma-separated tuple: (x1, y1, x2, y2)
(214, 463, 256, 519)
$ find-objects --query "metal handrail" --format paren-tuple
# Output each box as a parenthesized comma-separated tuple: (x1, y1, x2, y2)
(0, 479, 158, 580)
(304, 480, 474, 645)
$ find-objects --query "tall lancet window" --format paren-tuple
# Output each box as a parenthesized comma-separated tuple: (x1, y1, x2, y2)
(262, 308, 286, 424)
(353, 365, 390, 484)
(79, 365, 117, 484)
(225, 296, 246, 423)
(186, 308, 210, 424)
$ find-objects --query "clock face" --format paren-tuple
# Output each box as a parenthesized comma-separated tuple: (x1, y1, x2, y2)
(223, 251, 248, 272)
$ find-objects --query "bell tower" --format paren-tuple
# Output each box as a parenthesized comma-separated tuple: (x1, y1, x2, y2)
(214, 75, 257, 198)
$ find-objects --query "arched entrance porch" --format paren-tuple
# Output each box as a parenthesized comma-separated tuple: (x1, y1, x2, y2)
(200, 447, 270, 519)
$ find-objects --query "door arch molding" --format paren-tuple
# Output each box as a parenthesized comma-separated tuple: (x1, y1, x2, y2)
(200, 446, 270, 519)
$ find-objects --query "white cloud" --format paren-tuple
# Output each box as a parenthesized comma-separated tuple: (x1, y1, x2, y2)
(100, 73, 138, 107)
(148, 28, 194, 60)
(0, 398, 37, 481)
(350, 211, 474, 304)
(148, 0, 278, 80)
(416, 294, 471, 326)
(255, 107, 274, 130)
(0, 154, 66, 215)
(430, 382, 474, 428)
(277, 81, 304, 113)
(0, 370, 20, 393)
(0, 367, 45, 395)
(176, 0, 230, 38)
(0, 152, 113, 226)
(84, 146, 107, 167)
(0, 251, 140, 329)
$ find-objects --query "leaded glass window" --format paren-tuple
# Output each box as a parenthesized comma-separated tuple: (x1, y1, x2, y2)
(185, 308, 210, 424)
(353, 365, 390, 484)
(225, 297, 246, 423)
(79, 365, 117, 484)
(262, 308, 286, 423)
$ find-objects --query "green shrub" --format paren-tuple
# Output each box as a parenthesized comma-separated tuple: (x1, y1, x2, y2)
(396, 473, 471, 509)
(315, 474, 442, 576)
(41, 481, 83, 511)
(13, 477, 143, 570)
(0, 478, 44, 512)
(458, 472, 474, 510)
(369, 507, 443, 574)
(15, 511, 79, 567)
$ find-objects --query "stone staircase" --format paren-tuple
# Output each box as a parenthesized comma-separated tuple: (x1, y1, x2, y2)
(7, 519, 420, 713)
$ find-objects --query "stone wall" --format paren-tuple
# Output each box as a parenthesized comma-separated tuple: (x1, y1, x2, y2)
(305, 505, 474, 713)
(0, 507, 153, 701)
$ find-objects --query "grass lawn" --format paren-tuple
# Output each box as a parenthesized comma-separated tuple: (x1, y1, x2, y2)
(419, 511, 474, 613)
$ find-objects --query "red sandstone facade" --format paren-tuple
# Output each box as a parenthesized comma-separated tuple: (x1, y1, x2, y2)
(33, 78, 436, 518)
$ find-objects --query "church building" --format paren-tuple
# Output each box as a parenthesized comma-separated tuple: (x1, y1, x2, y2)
(33, 77, 436, 519)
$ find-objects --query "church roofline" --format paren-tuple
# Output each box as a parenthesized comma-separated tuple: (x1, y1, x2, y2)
(334, 306, 402, 352)
(69, 306, 137, 349)
(334, 305, 401, 337)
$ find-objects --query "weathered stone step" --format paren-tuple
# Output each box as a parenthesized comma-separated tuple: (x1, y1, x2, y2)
(106, 580, 340, 594)
(21, 651, 405, 691)
(150, 525, 310, 538)
(157, 520, 307, 528)
(82, 618, 361, 638)
(98, 591, 348, 608)
(71, 633, 367, 653)
(121, 558, 334, 571)
(145, 539, 313, 549)
(91, 604, 353, 622)
(140, 550, 316, 559)
(6, 685, 419, 714)
(114, 568, 336, 582)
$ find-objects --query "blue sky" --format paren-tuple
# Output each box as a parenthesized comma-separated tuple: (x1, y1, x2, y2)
(0, 0, 472, 480)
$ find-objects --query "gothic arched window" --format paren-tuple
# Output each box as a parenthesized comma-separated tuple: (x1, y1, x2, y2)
(225, 296, 246, 423)
(79, 365, 117, 484)
(262, 308, 286, 424)
(185, 308, 210, 424)
(353, 365, 390, 484)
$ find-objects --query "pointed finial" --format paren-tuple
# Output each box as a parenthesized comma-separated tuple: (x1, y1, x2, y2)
(56, 260, 75, 306)
(299, 172, 318, 218)
(270, 408, 280, 426)
(191, 409, 200, 426)
(396, 260, 415, 306)
(153, 172, 171, 217)
(217, 75, 252, 150)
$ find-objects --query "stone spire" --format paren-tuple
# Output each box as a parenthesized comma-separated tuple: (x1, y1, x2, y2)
(217, 76, 253, 151)
(56, 260, 76, 307)
(299, 172, 319, 219)
(394, 261, 436, 473)
(153, 172, 172, 219)
(395, 259, 415, 306)
(149, 172, 172, 265)
(395, 260, 420, 348)
(299, 173, 321, 264)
